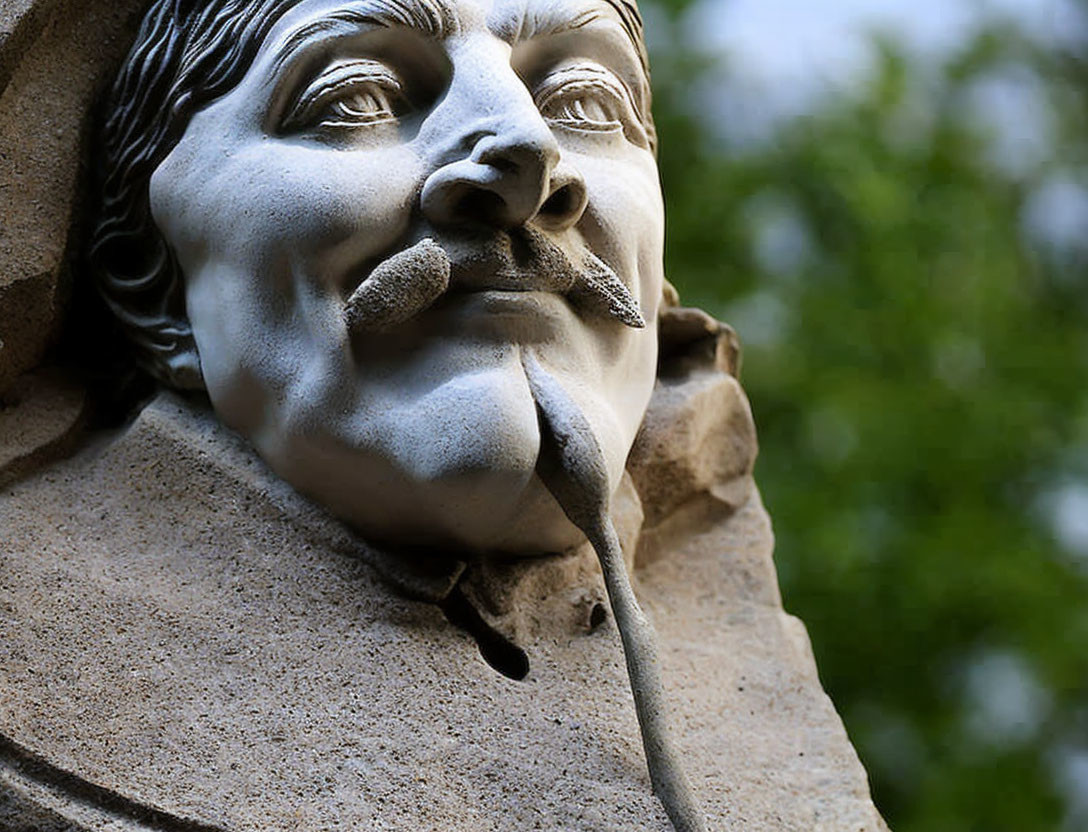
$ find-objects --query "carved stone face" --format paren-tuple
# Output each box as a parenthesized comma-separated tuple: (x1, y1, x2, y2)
(148, 0, 664, 555)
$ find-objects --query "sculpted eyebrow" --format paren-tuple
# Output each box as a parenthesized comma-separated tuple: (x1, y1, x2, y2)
(494, 7, 603, 44)
(272, 0, 459, 72)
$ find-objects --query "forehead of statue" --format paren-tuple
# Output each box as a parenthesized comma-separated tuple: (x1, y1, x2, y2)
(258, 0, 647, 73)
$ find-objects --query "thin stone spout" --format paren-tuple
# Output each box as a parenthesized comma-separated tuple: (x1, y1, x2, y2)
(521, 350, 709, 832)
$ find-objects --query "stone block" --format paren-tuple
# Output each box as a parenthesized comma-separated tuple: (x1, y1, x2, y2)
(0, 0, 143, 394)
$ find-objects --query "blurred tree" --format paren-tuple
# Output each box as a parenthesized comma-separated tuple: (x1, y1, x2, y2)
(648, 5, 1088, 831)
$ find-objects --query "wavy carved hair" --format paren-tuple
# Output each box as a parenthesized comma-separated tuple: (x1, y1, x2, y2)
(90, 0, 653, 388)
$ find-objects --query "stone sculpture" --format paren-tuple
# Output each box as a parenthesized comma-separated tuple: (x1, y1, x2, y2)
(0, 0, 889, 829)
(92, 0, 663, 557)
(93, 2, 703, 825)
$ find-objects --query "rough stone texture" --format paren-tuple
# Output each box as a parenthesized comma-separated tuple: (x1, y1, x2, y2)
(0, 0, 47, 95)
(631, 307, 755, 539)
(0, 367, 86, 488)
(0, 787, 83, 832)
(0, 379, 887, 830)
(0, 0, 143, 394)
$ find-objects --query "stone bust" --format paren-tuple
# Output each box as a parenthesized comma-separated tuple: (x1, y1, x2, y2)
(91, 0, 663, 557)
(0, 1, 887, 829)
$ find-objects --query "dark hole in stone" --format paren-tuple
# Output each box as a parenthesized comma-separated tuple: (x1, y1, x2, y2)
(440, 585, 530, 681)
(456, 191, 507, 226)
(540, 185, 575, 218)
(589, 602, 607, 630)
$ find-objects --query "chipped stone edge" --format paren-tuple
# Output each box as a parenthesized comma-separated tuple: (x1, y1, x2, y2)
(0, 730, 225, 832)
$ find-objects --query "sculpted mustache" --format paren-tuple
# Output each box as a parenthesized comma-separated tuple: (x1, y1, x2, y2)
(343, 229, 646, 335)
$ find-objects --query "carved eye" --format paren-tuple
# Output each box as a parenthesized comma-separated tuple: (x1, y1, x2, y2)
(284, 59, 409, 132)
(540, 86, 623, 129)
(535, 66, 635, 133)
(322, 85, 404, 126)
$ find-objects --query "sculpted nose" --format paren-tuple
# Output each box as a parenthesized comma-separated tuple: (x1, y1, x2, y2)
(420, 83, 587, 231)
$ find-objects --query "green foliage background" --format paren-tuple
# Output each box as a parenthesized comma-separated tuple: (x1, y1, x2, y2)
(645, 3, 1088, 829)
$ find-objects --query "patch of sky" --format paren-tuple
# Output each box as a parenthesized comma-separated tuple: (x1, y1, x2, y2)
(743, 191, 815, 280)
(1022, 175, 1088, 263)
(720, 290, 791, 350)
(961, 64, 1055, 179)
(674, 0, 1087, 145)
(1050, 745, 1088, 831)
(1038, 481, 1088, 567)
(961, 648, 1052, 749)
